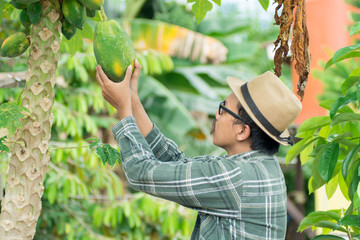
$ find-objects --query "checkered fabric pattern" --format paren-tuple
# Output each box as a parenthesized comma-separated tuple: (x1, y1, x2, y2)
(112, 116, 287, 240)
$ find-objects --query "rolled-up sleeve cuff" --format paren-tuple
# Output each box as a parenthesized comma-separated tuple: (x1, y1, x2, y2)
(144, 124, 162, 148)
(112, 116, 137, 142)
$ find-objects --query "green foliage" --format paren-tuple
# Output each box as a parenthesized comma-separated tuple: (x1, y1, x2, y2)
(189, 0, 215, 24)
(0, 136, 9, 153)
(88, 137, 121, 166)
(292, 18, 360, 237)
(154, 1, 196, 30)
(187, 0, 269, 24)
(0, 102, 29, 136)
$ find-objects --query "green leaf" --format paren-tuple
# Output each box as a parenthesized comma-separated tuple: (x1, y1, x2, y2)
(139, 75, 199, 143)
(285, 137, 318, 164)
(313, 235, 345, 240)
(258, 0, 269, 11)
(62, 33, 83, 55)
(296, 116, 331, 137)
(310, 144, 327, 193)
(339, 171, 349, 200)
(350, 165, 360, 200)
(191, 0, 213, 24)
(333, 44, 360, 63)
(0, 0, 5, 25)
(325, 174, 338, 199)
(342, 143, 360, 180)
(336, 215, 360, 228)
(315, 221, 347, 233)
(354, 190, 360, 210)
(0, 102, 29, 136)
(331, 113, 360, 126)
(212, 0, 221, 6)
(325, 44, 360, 69)
(298, 210, 341, 232)
(319, 99, 354, 114)
(330, 92, 357, 119)
(88, 138, 121, 166)
(341, 76, 360, 95)
(47, 184, 57, 205)
(319, 142, 339, 182)
(351, 22, 360, 37)
(300, 139, 315, 165)
(358, 82, 360, 107)
(76, 22, 93, 40)
(0, 136, 9, 153)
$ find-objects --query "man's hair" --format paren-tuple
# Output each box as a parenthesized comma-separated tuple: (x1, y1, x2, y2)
(234, 103, 280, 155)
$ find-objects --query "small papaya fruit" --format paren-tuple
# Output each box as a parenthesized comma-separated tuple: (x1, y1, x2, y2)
(0, 32, 30, 58)
(20, 9, 31, 28)
(62, 0, 86, 29)
(93, 20, 136, 82)
(61, 18, 77, 40)
(27, 1, 42, 25)
(79, 0, 103, 10)
(136, 52, 148, 75)
(145, 51, 162, 75)
(86, 8, 97, 18)
(10, 0, 27, 9)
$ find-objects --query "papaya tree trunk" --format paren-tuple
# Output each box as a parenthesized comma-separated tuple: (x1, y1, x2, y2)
(0, 1, 60, 239)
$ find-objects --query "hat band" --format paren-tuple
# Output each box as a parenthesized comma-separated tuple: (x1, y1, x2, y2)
(241, 83, 293, 145)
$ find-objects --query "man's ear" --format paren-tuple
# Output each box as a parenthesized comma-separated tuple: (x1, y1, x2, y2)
(235, 124, 251, 142)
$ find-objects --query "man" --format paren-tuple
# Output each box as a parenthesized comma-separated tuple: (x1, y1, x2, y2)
(95, 60, 302, 240)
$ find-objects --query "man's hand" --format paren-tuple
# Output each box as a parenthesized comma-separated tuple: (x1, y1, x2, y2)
(96, 64, 133, 119)
(130, 59, 142, 99)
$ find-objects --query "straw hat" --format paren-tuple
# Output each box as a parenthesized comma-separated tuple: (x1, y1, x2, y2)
(226, 71, 302, 146)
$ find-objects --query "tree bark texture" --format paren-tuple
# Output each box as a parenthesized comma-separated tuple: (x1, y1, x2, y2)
(0, 1, 60, 239)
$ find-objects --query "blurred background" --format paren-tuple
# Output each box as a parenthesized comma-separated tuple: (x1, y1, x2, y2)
(0, 0, 359, 239)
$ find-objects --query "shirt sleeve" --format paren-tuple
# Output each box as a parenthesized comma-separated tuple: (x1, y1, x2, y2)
(112, 116, 244, 214)
(143, 123, 185, 162)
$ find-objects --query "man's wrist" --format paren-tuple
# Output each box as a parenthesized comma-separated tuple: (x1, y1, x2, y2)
(117, 104, 133, 119)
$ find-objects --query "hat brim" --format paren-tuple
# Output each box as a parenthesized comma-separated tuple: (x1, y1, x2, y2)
(226, 76, 291, 146)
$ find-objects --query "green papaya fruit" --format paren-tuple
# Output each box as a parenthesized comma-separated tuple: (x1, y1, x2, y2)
(0, 32, 30, 58)
(61, 18, 77, 40)
(27, 2, 42, 25)
(86, 8, 97, 18)
(93, 20, 136, 82)
(62, 0, 86, 29)
(10, 0, 27, 9)
(20, 9, 31, 28)
(79, 0, 103, 10)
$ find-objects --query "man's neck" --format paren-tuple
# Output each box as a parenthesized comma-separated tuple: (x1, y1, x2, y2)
(226, 144, 253, 156)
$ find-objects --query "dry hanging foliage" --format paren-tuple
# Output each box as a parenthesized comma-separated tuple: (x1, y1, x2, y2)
(273, 0, 311, 100)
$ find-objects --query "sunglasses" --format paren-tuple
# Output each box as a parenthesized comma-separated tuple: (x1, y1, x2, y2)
(218, 101, 247, 124)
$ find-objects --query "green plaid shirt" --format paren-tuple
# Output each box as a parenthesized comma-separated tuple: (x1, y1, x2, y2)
(112, 116, 287, 240)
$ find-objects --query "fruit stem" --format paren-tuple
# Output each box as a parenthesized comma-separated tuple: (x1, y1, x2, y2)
(100, 6, 108, 21)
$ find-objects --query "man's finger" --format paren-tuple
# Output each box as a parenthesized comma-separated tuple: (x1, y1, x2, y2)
(97, 65, 112, 84)
(95, 66, 104, 88)
(123, 65, 132, 85)
(131, 59, 141, 80)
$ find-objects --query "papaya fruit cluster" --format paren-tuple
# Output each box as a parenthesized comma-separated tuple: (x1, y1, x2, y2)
(0, 0, 41, 57)
(136, 50, 174, 76)
(61, 0, 104, 40)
